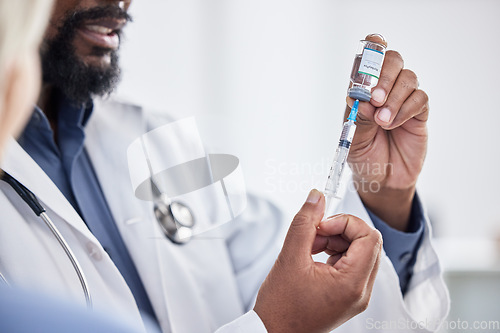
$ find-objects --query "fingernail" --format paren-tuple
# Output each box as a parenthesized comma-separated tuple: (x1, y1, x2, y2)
(367, 33, 386, 42)
(306, 189, 321, 203)
(377, 108, 391, 123)
(371, 88, 385, 104)
(322, 214, 343, 225)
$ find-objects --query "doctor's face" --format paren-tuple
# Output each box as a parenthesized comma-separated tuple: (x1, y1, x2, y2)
(41, 0, 132, 105)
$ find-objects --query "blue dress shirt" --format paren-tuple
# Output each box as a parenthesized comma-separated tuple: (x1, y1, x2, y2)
(18, 94, 157, 324)
(367, 193, 425, 294)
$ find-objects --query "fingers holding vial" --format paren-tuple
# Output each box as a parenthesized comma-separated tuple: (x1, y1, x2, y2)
(346, 34, 426, 132)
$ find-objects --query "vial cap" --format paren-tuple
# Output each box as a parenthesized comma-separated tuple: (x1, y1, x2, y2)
(348, 87, 371, 102)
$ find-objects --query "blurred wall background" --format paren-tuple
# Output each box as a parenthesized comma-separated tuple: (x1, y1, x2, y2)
(116, 1, 500, 330)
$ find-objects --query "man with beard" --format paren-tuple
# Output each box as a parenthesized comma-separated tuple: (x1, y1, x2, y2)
(0, 0, 448, 332)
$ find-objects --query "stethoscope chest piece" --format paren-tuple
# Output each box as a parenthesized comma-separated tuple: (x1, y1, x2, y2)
(154, 194, 195, 244)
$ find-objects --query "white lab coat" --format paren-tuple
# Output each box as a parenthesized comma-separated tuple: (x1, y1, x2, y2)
(0, 98, 449, 332)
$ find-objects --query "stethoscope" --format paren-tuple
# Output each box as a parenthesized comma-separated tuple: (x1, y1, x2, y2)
(0, 169, 196, 309)
(0, 171, 92, 308)
(149, 176, 195, 244)
(139, 134, 196, 245)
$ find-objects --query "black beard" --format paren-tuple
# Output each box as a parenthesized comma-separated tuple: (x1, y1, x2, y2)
(40, 6, 132, 107)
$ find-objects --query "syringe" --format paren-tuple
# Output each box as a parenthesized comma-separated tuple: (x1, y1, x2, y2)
(324, 100, 359, 217)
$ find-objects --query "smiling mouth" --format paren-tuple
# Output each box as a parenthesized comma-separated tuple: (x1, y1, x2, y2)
(77, 18, 127, 50)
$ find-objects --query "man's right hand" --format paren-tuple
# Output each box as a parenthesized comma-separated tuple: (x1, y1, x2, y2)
(254, 190, 382, 333)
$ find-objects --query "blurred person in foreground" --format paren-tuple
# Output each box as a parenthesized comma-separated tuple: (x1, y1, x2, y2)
(0, 1, 151, 332)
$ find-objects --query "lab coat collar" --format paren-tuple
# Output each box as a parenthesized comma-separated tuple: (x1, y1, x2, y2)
(1, 137, 100, 242)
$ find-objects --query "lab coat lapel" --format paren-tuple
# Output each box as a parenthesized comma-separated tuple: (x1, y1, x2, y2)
(85, 99, 211, 333)
(1, 138, 98, 241)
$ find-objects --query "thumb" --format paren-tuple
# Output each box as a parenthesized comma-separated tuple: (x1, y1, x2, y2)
(280, 189, 325, 264)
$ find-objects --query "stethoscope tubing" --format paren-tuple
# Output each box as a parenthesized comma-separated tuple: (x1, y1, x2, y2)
(0, 171, 92, 309)
(39, 211, 92, 308)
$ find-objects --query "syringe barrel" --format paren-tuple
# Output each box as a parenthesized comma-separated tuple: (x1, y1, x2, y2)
(324, 121, 357, 198)
(339, 120, 356, 144)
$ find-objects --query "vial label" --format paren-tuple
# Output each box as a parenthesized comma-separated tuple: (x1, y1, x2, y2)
(358, 48, 384, 79)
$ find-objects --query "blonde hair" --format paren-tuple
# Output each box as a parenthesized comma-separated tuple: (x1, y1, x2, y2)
(0, 0, 53, 89)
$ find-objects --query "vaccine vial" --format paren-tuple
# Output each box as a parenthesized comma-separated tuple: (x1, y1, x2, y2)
(348, 39, 387, 102)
